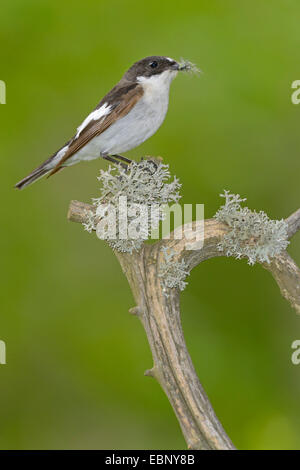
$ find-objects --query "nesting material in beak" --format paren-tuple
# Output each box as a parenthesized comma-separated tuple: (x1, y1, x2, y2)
(178, 59, 202, 75)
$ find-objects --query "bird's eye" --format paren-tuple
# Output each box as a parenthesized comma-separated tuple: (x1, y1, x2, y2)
(150, 61, 158, 68)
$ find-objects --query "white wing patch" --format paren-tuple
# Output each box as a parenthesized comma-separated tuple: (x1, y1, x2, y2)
(75, 103, 111, 138)
(49, 144, 69, 167)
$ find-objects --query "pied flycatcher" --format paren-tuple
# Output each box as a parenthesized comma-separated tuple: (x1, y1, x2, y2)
(15, 56, 188, 189)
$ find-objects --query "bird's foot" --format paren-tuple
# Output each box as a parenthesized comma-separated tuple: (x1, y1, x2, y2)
(139, 156, 161, 174)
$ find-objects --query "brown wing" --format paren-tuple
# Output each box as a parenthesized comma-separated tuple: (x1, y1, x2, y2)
(49, 83, 144, 176)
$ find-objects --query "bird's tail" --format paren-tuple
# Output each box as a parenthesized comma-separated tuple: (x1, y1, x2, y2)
(15, 164, 50, 190)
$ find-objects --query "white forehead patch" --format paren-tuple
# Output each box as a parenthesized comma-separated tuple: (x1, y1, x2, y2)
(166, 57, 175, 62)
(76, 103, 111, 138)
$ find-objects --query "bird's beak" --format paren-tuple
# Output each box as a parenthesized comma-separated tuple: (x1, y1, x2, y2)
(172, 62, 180, 71)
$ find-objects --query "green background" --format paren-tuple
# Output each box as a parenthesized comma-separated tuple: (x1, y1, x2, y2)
(0, 0, 300, 449)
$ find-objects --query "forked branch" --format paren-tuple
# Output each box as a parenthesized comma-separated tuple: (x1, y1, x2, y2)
(68, 199, 300, 449)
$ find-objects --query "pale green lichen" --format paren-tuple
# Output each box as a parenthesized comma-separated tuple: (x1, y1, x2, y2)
(158, 246, 189, 296)
(83, 159, 181, 253)
(214, 190, 289, 265)
(93, 159, 181, 207)
(82, 210, 97, 233)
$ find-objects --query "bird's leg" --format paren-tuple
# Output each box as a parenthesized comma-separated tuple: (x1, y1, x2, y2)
(112, 154, 132, 164)
(101, 153, 128, 170)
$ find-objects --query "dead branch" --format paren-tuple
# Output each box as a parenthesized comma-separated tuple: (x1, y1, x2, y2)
(67, 199, 300, 449)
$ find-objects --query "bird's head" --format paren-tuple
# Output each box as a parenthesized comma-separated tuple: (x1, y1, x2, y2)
(123, 56, 181, 86)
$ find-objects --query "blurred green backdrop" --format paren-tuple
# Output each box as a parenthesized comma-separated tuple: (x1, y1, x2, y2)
(0, 0, 300, 450)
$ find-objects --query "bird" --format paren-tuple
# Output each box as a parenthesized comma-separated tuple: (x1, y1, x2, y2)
(15, 56, 191, 190)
